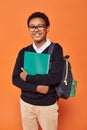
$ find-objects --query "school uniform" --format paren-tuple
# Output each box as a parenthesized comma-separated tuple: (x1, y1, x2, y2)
(12, 39, 63, 130)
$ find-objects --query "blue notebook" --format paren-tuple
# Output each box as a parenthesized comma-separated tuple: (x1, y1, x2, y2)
(24, 51, 50, 75)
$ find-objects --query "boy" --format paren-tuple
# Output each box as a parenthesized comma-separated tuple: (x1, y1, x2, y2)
(12, 12, 63, 130)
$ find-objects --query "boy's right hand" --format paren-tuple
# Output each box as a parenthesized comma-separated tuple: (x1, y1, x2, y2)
(36, 85, 49, 94)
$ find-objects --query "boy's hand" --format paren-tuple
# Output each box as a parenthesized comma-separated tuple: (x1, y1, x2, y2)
(20, 67, 28, 81)
(36, 85, 49, 94)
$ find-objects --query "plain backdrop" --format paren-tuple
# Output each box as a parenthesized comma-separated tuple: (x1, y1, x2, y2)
(0, 0, 87, 130)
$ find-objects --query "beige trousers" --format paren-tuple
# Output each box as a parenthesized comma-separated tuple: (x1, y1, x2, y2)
(20, 99, 58, 130)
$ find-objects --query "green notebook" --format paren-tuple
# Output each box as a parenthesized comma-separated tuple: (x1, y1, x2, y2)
(24, 51, 50, 75)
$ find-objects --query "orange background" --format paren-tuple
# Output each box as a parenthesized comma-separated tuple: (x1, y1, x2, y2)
(0, 0, 87, 130)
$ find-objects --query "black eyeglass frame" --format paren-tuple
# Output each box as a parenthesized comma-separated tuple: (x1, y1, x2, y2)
(29, 24, 46, 31)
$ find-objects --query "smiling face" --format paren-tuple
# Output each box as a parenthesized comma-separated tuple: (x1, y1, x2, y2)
(28, 17, 50, 47)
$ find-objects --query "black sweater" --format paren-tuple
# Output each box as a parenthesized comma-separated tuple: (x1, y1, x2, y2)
(12, 43, 63, 106)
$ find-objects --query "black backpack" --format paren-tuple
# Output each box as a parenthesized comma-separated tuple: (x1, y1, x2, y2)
(48, 43, 77, 99)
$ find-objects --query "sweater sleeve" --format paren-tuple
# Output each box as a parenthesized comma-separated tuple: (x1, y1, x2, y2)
(12, 48, 37, 93)
(26, 43, 64, 86)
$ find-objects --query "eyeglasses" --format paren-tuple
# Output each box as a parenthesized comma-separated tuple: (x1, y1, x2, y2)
(29, 24, 46, 32)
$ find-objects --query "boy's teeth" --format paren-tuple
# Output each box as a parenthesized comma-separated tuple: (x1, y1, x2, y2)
(35, 34, 40, 36)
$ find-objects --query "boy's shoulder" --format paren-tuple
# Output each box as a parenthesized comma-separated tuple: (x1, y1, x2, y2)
(52, 42, 62, 48)
(21, 43, 33, 52)
(51, 42, 63, 52)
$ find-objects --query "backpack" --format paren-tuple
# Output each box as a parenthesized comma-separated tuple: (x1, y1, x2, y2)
(48, 43, 77, 99)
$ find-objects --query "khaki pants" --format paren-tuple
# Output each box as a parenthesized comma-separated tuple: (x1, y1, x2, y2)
(20, 99, 58, 130)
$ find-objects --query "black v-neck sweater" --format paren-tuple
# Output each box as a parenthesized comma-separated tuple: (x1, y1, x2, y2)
(12, 43, 63, 106)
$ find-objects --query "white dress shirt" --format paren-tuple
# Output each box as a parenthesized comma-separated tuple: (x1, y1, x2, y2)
(32, 39, 51, 53)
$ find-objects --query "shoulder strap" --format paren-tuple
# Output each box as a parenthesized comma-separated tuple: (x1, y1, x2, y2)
(48, 43, 55, 55)
(48, 43, 55, 70)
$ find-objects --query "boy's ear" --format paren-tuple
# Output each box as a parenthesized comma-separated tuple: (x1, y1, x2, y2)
(47, 26, 50, 33)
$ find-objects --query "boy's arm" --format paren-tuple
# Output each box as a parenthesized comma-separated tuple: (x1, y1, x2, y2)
(12, 49, 37, 93)
(12, 49, 49, 94)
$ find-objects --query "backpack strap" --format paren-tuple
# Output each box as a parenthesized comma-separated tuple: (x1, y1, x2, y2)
(48, 43, 55, 70)
(64, 59, 68, 85)
(48, 43, 55, 55)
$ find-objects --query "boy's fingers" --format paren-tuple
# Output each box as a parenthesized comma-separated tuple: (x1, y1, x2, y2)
(21, 67, 25, 72)
(21, 67, 28, 74)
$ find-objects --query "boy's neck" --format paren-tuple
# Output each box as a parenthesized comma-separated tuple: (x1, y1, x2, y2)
(34, 39, 46, 48)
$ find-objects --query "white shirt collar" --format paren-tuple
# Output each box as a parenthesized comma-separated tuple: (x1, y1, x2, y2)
(32, 39, 51, 53)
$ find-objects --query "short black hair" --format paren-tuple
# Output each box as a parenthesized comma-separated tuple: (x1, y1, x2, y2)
(27, 12, 50, 27)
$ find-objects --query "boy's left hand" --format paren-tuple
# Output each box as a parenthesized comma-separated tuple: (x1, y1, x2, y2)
(20, 67, 28, 81)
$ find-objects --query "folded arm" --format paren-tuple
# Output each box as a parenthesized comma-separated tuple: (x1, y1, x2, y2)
(12, 48, 49, 94)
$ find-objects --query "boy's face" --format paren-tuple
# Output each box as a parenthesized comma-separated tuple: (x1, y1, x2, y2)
(28, 17, 50, 44)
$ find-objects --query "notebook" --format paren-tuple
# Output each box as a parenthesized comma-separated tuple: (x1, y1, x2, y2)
(24, 51, 50, 75)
